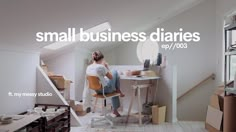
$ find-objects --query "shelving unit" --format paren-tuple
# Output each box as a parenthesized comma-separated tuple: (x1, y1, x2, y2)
(224, 23, 236, 95)
(34, 104, 71, 132)
(225, 87, 236, 94)
(224, 23, 236, 132)
(225, 23, 236, 31)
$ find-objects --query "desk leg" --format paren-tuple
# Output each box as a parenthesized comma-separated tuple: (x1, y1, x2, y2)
(145, 86, 149, 103)
(126, 88, 136, 125)
(153, 80, 159, 105)
(137, 88, 142, 125)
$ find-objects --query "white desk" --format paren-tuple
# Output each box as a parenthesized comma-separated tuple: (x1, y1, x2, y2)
(0, 115, 41, 132)
(120, 76, 160, 125)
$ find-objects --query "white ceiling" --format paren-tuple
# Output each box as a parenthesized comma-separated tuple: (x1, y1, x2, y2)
(0, 0, 202, 57)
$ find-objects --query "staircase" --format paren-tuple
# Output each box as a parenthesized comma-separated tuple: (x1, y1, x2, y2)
(177, 73, 215, 101)
(177, 73, 216, 121)
(36, 66, 81, 126)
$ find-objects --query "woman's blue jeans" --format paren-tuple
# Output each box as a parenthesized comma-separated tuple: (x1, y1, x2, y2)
(96, 70, 120, 110)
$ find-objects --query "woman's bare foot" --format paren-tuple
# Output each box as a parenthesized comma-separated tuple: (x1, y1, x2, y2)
(113, 110, 121, 117)
(116, 89, 125, 97)
(120, 93, 125, 97)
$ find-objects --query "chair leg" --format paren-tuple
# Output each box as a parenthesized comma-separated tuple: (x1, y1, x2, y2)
(93, 97, 98, 113)
(91, 116, 114, 128)
(91, 97, 119, 129)
(100, 99, 106, 116)
(105, 116, 114, 128)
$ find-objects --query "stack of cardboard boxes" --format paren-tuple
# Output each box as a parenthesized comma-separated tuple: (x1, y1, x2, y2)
(49, 76, 71, 90)
(70, 100, 87, 116)
(41, 64, 87, 116)
(41, 64, 54, 76)
(41, 65, 72, 101)
(205, 86, 224, 132)
(223, 95, 236, 132)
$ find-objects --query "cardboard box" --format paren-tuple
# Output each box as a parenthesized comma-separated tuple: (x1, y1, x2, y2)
(152, 105, 158, 124)
(152, 105, 166, 124)
(64, 80, 71, 89)
(69, 100, 75, 107)
(218, 96, 224, 111)
(212, 86, 224, 111)
(40, 65, 55, 76)
(214, 86, 224, 97)
(59, 88, 70, 101)
(205, 123, 222, 132)
(210, 94, 220, 110)
(76, 111, 87, 116)
(205, 86, 225, 132)
(206, 105, 223, 131)
(224, 96, 236, 132)
(73, 100, 83, 111)
(73, 104, 87, 116)
(49, 75, 71, 89)
(47, 72, 54, 76)
(73, 104, 83, 111)
(158, 106, 166, 124)
(41, 65, 48, 73)
(70, 100, 86, 116)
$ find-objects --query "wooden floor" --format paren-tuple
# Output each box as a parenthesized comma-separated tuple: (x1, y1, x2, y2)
(71, 121, 207, 132)
(71, 112, 207, 132)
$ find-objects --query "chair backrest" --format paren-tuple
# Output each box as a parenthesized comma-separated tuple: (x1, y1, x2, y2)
(87, 75, 102, 91)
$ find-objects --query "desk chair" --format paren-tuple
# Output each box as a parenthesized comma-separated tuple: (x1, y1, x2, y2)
(87, 75, 120, 128)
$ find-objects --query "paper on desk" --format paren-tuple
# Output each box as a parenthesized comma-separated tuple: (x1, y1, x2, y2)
(0, 129, 9, 132)
(12, 115, 24, 120)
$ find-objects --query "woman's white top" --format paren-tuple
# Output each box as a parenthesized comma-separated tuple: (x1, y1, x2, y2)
(83, 64, 108, 111)
(86, 63, 109, 87)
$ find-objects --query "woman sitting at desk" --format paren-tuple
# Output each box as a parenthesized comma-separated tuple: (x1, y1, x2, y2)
(86, 51, 125, 117)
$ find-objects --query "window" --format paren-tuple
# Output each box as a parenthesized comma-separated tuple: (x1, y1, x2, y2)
(136, 39, 159, 64)
(229, 31, 236, 80)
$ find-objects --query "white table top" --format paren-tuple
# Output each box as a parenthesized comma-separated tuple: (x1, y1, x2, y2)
(0, 115, 41, 132)
(120, 76, 160, 81)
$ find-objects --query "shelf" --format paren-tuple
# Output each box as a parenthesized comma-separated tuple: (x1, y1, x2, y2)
(225, 87, 236, 94)
(225, 23, 236, 31)
(225, 51, 236, 55)
(34, 104, 70, 131)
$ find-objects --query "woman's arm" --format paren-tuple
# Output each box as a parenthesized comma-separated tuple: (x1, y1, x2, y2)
(103, 61, 113, 79)
(106, 72, 113, 79)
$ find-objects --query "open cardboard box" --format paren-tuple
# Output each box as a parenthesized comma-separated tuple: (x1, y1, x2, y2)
(40, 65, 54, 76)
(214, 86, 224, 97)
(152, 105, 166, 124)
(205, 122, 221, 132)
(49, 75, 72, 90)
(210, 94, 220, 110)
(41, 65, 48, 73)
(205, 86, 224, 132)
(206, 105, 223, 131)
(70, 100, 87, 116)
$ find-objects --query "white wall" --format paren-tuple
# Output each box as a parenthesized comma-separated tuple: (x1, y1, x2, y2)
(156, 0, 216, 121)
(101, 48, 118, 65)
(74, 47, 91, 101)
(106, 0, 217, 121)
(0, 50, 39, 115)
(44, 50, 76, 100)
(103, 43, 140, 65)
(44, 47, 91, 101)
